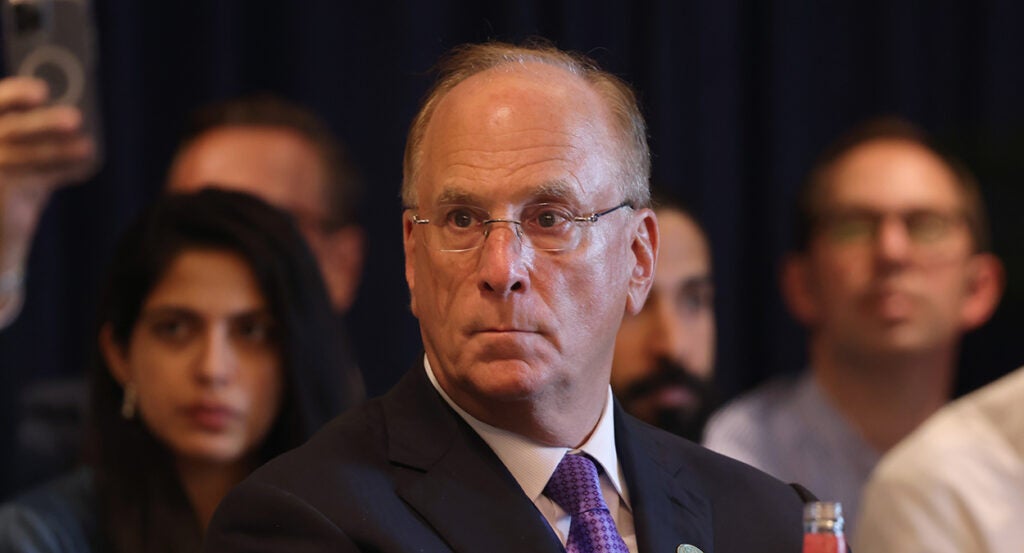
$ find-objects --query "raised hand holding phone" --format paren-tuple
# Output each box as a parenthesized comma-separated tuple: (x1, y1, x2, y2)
(0, 0, 102, 327)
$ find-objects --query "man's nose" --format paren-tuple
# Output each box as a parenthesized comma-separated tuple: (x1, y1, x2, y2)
(873, 216, 913, 265)
(650, 298, 687, 361)
(477, 221, 530, 296)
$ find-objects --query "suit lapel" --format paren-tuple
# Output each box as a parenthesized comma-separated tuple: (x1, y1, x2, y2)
(617, 404, 716, 553)
(384, 366, 564, 553)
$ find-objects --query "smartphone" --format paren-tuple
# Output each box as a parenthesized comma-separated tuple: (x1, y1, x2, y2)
(1, 0, 102, 159)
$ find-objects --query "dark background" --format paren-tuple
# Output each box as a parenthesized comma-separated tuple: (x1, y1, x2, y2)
(2, 0, 1024, 495)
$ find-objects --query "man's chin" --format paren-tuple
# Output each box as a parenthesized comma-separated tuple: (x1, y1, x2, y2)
(458, 359, 551, 399)
(841, 328, 943, 360)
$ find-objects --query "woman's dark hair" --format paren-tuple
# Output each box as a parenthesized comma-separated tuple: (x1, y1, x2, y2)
(88, 188, 344, 552)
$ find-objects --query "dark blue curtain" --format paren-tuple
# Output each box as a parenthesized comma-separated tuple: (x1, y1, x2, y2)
(3, 0, 1024, 496)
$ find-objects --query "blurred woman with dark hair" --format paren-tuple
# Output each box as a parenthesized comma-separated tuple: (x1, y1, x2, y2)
(0, 188, 347, 552)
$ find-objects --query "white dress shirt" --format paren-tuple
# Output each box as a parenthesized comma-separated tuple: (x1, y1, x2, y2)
(425, 357, 637, 552)
(855, 366, 1024, 553)
(703, 371, 879, 535)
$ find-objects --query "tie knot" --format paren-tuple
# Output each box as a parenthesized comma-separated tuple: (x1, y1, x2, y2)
(544, 453, 608, 516)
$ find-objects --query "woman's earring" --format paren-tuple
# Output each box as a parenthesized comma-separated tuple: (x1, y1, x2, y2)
(121, 383, 137, 420)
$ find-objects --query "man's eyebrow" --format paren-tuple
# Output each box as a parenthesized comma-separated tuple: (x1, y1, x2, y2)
(435, 189, 481, 205)
(681, 275, 715, 290)
(433, 181, 580, 206)
(531, 181, 577, 204)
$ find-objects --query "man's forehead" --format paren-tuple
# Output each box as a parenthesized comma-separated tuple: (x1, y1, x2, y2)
(413, 64, 620, 209)
(171, 125, 330, 213)
(428, 62, 608, 140)
(823, 139, 964, 209)
(656, 210, 711, 281)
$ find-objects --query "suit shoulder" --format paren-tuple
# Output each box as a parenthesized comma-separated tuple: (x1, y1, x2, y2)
(244, 397, 389, 492)
(637, 420, 808, 506)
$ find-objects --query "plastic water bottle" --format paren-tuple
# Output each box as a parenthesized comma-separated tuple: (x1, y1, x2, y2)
(802, 501, 846, 553)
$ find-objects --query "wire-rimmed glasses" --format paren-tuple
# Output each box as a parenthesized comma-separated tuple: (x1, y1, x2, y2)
(409, 202, 633, 252)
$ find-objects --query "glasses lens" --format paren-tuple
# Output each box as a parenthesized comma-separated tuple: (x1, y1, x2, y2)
(436, 205, 487, 251)
(521, 204, 578, 251)
(817, 209, 964, 251)
(824, 213, 875, 243)
(419, 202, 626, 252)
(905, 211, 956, 244)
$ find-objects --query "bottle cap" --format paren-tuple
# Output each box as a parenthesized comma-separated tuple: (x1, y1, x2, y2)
(803, 501, 844, 533)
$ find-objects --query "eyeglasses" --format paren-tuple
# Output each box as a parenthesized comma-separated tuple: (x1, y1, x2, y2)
(815, 209, 966, 247)
(409, 202, 633, 252)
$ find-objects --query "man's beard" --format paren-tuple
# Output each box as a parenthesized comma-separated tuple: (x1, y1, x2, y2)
(618, 358, 719, 442)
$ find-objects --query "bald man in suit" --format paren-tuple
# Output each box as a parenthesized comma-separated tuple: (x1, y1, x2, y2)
(203, 40, 814, 553)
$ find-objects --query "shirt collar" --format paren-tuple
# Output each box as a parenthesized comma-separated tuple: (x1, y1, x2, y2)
(424, 355, 628, 505)
(800, 371, 882, 464)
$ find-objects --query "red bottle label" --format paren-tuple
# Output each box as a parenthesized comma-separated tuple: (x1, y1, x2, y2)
(803, 534, 846, 553)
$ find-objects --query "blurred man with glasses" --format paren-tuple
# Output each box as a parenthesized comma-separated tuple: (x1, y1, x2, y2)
(704, 117, 1004, 535)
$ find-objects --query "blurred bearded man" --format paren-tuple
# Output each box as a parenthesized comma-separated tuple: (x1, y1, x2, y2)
(612, 199, 717, 441)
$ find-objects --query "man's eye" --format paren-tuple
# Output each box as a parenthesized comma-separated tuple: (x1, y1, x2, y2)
(536, 211, 559, 228)
(827, 215, 875, 242)
(531, 209, 569, 229)
(906, 212, 953, 242)
(445, 208, 480, 229)
(678, 289, 712, 315)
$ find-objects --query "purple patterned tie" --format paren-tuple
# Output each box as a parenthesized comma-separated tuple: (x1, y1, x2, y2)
(544, 453, 630, 553)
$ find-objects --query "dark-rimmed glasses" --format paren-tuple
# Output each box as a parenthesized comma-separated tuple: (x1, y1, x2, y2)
(815, 208, 966, 248)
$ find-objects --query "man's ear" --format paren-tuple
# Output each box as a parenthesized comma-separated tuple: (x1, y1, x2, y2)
(625, 208, 658, 316)
(403, 212, 419, 317)
(318, 226, 365, 313)
(959, 252, 1004, 331)
(99, 324, 131, 386)
(781, 253, 819, 325)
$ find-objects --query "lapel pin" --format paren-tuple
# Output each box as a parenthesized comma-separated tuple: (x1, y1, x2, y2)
(677, 545, 704, 553)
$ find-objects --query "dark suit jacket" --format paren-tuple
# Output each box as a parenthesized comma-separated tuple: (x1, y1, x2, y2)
(203, 365, 811, 552)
